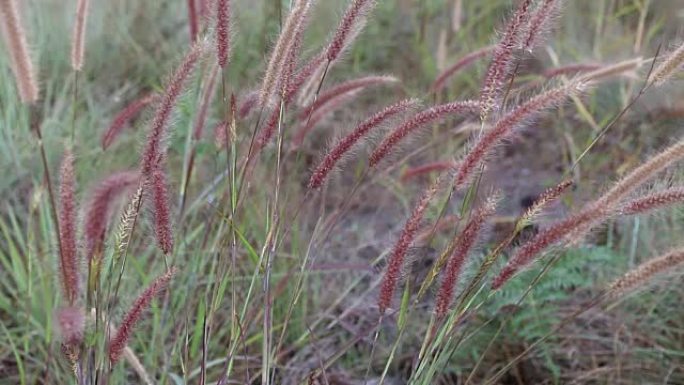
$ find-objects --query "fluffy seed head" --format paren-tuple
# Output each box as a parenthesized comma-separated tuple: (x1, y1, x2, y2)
(479, 0, 533, 120)
(651, 42, 684, 86)
(520, 0, 561, 52)
(56, 306, 85, 346)
(140, 40, 205, 177)
(216, 0, 231, 68)
(259, 0, 312, 106)
(108, 268, 177, 364)
(308, 98, 418, 189)
(608, 248, 684, 298)
(597, 138, 684, 208)
(59, 148, 79, 305)
(378, 175, 443, 314)
(618, 187, 684, 216)
(83, 171, 139, 262)
(370, 100, 480, 167)
(102, 93, 159, 150)
(521, 179, 573, 224)
(70, 0, 89, 71)
(435, 193, 499, 319)
(151, 167, 174, 256)
(454, 81, 585, 190)
(431, 45, 494, 93)
(326, 0, 377, 63)
(0, 0, 39, 103)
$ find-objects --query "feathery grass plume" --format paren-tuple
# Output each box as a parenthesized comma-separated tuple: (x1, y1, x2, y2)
(58, 148, 79, 305)
(285, 52, 326, 104)
(580, 57, 643, 82)
(56, 306, 85, 346)
(255, 105, 284, 149)
(608, 248, 684, 298)
(0, 0, 39, 103)
(102, 93, 159, 150)
(214, 121, 229, 149)
(70, 0, 89, 71)
(378, 175, 443, 314)
(259, 0, 312, 106)
(479, 0, 533, 120)
(187, 0, 198, 41)
(369, 100, 480, 167)
(494, 138, 684, 289)
(520, 0, 561, 52)
(401, 161, 458, 183)
(238, 91, 259, 119)
(115, 186, 143, 256)
(151, 167, 173, 255)
(108, 268, 177, 364)
(140, 40, 205, 177)
(83, 171, 139, 262)
(435, 193, 499, 319)
(492, 206, 601, 290)
(193, 63, 219, 140)
(597, 138, 684, 208)
(520, 178, 573, 225)
(651, 42, 684, 86)
(308, 98, 418, 189)
(292, 91, 360, 146)
(216, 0, 231, 68)
(618, 187, 684, 216)
(325, 0, 376, 63)
(543, 63, 602, 79)
(299, 75, 398, 121)
(431, 45, 494, 93)
(454, 81, 585, 190)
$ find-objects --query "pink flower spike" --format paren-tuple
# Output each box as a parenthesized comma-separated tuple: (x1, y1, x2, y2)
(83, 171, 139, 262)
(108, 268, 177, 364)
(369, 100, 480, 167)
(151, 167, 174, 256)
(378, 175, 442, 314)
(58, 148, 79, 305)
(140, 40, 205, 177)
(216, 0, 231, 68)
(308, 98, 418, 189)
(102, 93, 159, 150)
(435, 194, 498, 319)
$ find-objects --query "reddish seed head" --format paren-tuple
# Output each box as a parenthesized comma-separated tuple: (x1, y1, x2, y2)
(479, 0, 534, 120)
(0, 0, 39, 103)
(619, 187, 684, 216)
(70, 0, 89, 71)
(83, 171, 139, 262)
(326, 0, 376, 63)
(308, 99, 418, 189)
(140, 40, 205, 177)
(59, 148, 79, 305)
(434, 194, 498, 319)
(520, 0, 561, 52)
(369, 100, 480, 167)
(454, 82, 584, 191)
(150, 166, 174, 256)
(108, 268, 177, 364)
(492, 206, 600, 290)
(216, 0, 231, 68)
(378, 175, 442, 314)
(56, 306, 85, 346)
(298, 75, 398, 121)
(102, 93, 159, 150)
(431, 45, 494, 93)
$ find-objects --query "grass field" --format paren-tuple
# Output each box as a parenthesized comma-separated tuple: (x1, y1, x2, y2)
(0, 0, 683, 384)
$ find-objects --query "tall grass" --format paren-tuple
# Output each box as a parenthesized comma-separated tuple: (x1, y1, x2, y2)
(0, 0, 682, 384)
